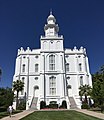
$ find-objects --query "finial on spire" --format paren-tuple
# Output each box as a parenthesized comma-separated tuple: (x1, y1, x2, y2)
(50, 9, 52, 15)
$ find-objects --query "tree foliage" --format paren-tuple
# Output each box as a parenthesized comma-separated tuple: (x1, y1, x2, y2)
(40, 101, 46, 109)
(79, 84, 92, 103)
(62, 100, 67, 109)
(0, 87, 14, 108)
(13, 80, 24, 109)
(92, 65, 104, 108)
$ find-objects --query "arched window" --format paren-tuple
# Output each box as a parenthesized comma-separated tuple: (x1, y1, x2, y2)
(56, 41, 60, 49)
(35, 64, 39, 72)
(67, 85, 71, 89)
(43, 41, 47, 49)
(49, 55, 55, 70)
(66, 63, 69, 72)
(22, 64, 25, 72)
(35, 77, 38, 80)
(34, 85, 39, 90)
(21, 77, 25, 95)
(49, 76, 56, 95)
(22, 77, 25, 82)
(80, 76, 83, 86)
(79, 63, 82, 71)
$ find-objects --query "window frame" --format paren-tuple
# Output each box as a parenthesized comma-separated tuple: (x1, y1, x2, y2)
(49, 76, 56, 95)
(66, 63, 69, 72)
(35, 64, 39, 72)
(79, 63, 82, 71)
(80, 76, 83, 86)
(49, 55, 55, 71)
(22, 64, 25, 73)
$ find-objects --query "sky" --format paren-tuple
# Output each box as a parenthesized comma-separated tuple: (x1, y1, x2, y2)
(0, 0, 104, 88)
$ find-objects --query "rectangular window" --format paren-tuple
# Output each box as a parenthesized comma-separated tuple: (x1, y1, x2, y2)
(79, 63, 82, 71)
(80, 76, 83, 86)
(35, 64, 38, 72)
(49, 76, 56, 95)
(49, 55, 55, 70)
(22, 64, 25, 72)
(66, 63, 69, 72)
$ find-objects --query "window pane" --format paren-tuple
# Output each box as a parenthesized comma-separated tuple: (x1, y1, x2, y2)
(49, 76, 56, 95)
(80, 76, 83, 86)
(49, 55, 55, 70)
(35, 64, 38, 72)
(22, 64, 25, 72)
(66, 63, 69, 72)
(79, 63, 82, 71)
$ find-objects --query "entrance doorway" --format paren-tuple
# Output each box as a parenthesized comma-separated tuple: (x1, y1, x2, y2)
(67, 85, 72, 97)
(33, 86, 39, 97)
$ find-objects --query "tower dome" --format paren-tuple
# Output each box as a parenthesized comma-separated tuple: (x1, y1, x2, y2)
(44, 12, 59, 37)
(47, 13, 56, 23)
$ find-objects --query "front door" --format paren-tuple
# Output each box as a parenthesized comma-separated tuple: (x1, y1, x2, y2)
(67, 85, 72, 97)
(33, 86, 39, 97)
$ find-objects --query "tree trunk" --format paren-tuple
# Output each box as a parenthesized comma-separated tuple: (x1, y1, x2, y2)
(80, 96, 82, 101)
(85, 94, 88, 104)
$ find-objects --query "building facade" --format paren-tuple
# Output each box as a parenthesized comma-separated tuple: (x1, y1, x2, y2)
(13, 13, 92, 110)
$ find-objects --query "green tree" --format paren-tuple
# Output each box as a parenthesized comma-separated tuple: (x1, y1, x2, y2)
(92, 73, 104, 107)
(91, 79, 102, 106)
(91, 65, 104, 112)
(13, 80, 24, 109)
(0, 87, 14, 108)
(79, 84, 92, 104)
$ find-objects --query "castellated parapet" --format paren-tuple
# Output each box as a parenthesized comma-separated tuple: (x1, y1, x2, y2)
(17, 47, 40, 56)
(17, 46, 86, 56)
(65, 46, 86, 55)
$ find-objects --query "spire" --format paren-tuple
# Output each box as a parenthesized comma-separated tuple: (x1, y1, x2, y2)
(50, 9, 52, 15)
(44, 12, 59, 37)
(47, 11, 56, 23)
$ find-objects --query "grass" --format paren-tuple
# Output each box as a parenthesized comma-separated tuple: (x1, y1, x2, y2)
(0, 112, 9, 119)
(0, 110, 22, 119)
(20, 110, 102, 120)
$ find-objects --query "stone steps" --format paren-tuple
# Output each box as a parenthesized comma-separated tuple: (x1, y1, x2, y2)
(69, 97, 77, 109)
(30, 97, 38, 109)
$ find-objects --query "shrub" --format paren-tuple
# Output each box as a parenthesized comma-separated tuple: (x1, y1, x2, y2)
(101, 105, 104, 113)
(49, 104, 58, 109)
(40, 101, 46, 109)
(45, 105, 49, 108)
(81, 103, 90, 109)
(17, 100, 26, 110)
(0, 107, 7, 112)
(61, 101, 67, 109)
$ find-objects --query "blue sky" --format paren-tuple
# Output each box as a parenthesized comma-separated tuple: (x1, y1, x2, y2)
(0, 0, 104, 87)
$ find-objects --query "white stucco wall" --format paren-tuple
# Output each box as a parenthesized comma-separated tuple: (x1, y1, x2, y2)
(12, 13, 92, 110)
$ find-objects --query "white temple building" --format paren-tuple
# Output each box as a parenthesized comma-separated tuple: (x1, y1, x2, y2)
(12, 12, 92, 110)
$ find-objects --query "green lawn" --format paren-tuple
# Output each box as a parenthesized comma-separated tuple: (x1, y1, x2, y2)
(20, 110, 102, 120)
(0, 112, 9, 119)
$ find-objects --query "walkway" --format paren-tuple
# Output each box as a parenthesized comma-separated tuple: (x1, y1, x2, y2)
(0, 110, 35, 120)
(0, 109, 104, 120)
(74, 109, 104, 120)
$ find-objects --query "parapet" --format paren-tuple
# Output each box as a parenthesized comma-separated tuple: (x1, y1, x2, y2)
(65, 46, 86, 54)
(17, 47, 40, 56)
